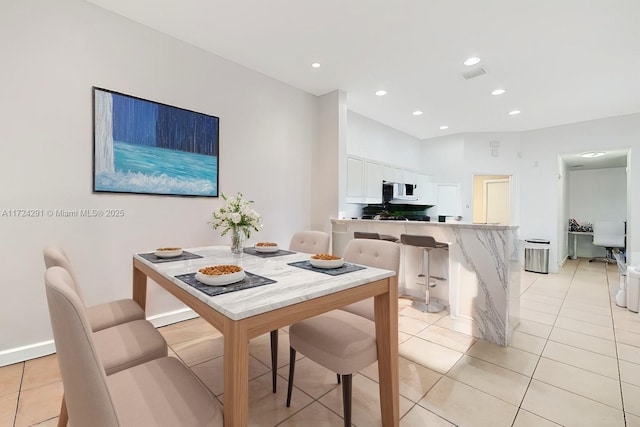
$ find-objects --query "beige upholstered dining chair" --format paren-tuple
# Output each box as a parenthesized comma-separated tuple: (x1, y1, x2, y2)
(285, 238, 400, 427)
(43, 246, 145, 331)
(289, 230, 331, 254)
(45, 266, 223, 427)
(43, 247, 168, 427)
(267, 231, 331, 393)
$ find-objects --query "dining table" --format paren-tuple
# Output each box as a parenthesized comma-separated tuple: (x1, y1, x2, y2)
(132, 245, 399, 427)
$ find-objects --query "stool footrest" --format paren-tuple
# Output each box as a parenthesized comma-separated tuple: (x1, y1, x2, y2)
(411, 300, 445, 313)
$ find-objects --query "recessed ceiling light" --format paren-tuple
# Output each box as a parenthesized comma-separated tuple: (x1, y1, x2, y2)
(464, 57, 480, 66)
(440, 125, 449, 130)
(491, 89, 506, 96)
(412, 110, 423, 116)
(311, 62, 321, 68)
(580, 152, 605, 158)
(508, 110, 521, 116)
(375, 90, 387, 96)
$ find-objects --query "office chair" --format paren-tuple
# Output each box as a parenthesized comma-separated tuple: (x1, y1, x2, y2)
(590, 221, 625, 264)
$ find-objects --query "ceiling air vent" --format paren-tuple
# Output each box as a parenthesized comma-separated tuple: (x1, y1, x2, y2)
(461, 67, 487, 80)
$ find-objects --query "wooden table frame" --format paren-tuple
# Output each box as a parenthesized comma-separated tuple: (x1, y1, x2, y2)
(133, 256, 399, 427)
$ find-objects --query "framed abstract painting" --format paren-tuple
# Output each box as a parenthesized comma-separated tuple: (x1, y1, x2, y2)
(93, 87, 219, 197)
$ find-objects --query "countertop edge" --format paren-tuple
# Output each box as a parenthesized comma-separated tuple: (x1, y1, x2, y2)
(330, 218, 518, 230)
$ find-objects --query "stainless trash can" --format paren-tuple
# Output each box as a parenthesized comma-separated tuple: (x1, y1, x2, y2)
(627, 266, 640, 313)
(524, 239, 550, 274)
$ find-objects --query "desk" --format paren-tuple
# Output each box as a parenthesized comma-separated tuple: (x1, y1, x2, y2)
(568, 231, 593, 260)
(132, 246, 399, 427)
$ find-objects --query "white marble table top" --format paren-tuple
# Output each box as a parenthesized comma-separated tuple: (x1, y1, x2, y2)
(134, 246, 395, 321)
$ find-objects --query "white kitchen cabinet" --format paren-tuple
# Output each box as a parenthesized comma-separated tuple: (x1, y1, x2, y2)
(393, 168, 404, 183)
(404, 170, 417, 185)
(365, 161, 383, 203)
(347, 157, 383, 203)
(346, 157, 364, 203)
(383, 165, 395, 182)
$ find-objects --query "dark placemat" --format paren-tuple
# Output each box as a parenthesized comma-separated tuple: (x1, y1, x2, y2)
(288, 260, 366, 276)
(175, 271, 277, 297)
(138, 251, 203, 263)
(243, 247, 296, 258)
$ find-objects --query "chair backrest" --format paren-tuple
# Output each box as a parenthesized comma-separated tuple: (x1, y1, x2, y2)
(340, 239, 400, 321)
(353, 231, 380, 240)
(400, 234, 437, 248)
(43, 246, 85, 303)
(289, 231, 330, 254)
(44, 266, 119, 426)
(593, 221, 625, 248)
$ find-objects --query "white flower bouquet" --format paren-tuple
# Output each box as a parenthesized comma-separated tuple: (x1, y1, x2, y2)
(210, 192, 263, 239)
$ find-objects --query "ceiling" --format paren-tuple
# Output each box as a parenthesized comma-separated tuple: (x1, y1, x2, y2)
(562, 149, 628, 171)
(86, 0, 640, 158)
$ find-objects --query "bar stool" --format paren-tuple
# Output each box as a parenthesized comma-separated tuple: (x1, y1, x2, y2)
(400, 234, 448, 313)
(354, 231, 399, 242)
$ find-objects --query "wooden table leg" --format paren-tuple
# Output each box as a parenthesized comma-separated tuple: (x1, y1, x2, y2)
(57, 395, 68, 427)
(132, 265, 148, 311)
(374, 278, 399, 427)
(223, 317, 249, 427)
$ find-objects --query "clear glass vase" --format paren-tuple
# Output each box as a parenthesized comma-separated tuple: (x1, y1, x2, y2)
(230, 227, 245, 254)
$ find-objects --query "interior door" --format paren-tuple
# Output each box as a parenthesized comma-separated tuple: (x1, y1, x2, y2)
(485, 179, 511, 224)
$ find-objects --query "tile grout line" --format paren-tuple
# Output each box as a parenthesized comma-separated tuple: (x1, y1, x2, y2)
(606, 262, 628, 426)
(510, 259, 579, 427)
(13, 361, 25, 427)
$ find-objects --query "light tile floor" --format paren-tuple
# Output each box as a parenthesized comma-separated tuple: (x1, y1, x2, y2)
(3, 259, 640, 426)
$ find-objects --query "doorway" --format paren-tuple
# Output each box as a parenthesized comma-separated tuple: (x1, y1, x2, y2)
(473, 175, 512, 224)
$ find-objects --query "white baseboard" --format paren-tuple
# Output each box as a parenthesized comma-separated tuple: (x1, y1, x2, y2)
(146, 308, 198, 328)
(0, 341, 57, 367)
(0, 308, 199, 367)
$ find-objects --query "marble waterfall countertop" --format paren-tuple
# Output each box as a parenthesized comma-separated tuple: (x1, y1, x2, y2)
(331, 219, 521, 346)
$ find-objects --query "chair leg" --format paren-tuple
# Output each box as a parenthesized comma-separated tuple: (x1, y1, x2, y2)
(341, 374, 352, 427)
(57, 395, 68, 427)
(270, 329, 278, 393)
(286, 347, 296, 407)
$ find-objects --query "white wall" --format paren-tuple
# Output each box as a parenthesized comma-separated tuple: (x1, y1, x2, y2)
(520, 114, 640, 271)
(558, 158, 570, 262)
(568, 168, 627, 258)
(312, 90, 345, 232)
(0, 0, 321, 364)
(569, 168, 627, 223)
(347, 111, 422, 169)
(422, 115, 640, 273)
(421, 133, 522, 224)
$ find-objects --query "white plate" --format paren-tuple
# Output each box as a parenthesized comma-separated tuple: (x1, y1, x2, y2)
(154, 248, 183, 258)
(255, 244, 279, 253)
(196, 270, 246, 286)
(310, 258, 344, 269)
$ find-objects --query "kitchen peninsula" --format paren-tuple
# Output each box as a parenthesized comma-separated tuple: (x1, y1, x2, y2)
(331, 219, 521, 346)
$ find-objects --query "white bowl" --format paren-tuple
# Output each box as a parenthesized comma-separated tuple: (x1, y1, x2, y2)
(310, 257, 344, 269)
(255, 244, 279, 253)
(196, 269, 246, 286)
(154, 248, 183, 258)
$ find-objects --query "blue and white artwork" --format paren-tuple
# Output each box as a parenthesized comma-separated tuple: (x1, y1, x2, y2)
(93, 87, 219, 197)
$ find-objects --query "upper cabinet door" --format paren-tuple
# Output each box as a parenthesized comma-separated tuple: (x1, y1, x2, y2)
(404, 170, 417, 185)
(365, 161, 383, 203)
(346, 157, 365, 203)
(383, 165, 395, 182)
